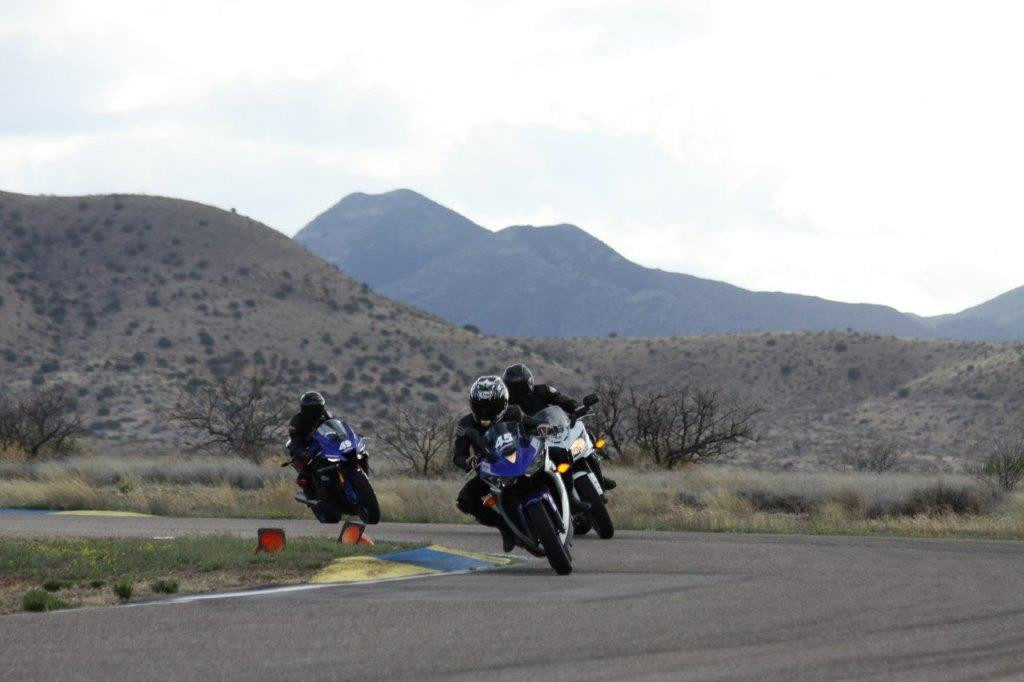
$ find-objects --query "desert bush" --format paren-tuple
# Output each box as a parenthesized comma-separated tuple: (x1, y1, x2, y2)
(631, 388, 760, 467)
(836, 437, 903, 473)
(738, 489, 816, 514)
(970, 435, 1024, 492)
(896, 482, 997, 516)
(374, 405, 455, 477)
(112, 580, 133, 601)
(150, 578, 179, 594)
(590, 376, 759, 467)
(170, 369, 288, 461)
(0, 387, 83, 457)
(22, 589, 63, 612)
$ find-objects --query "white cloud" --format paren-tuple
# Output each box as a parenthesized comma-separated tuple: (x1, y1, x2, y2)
(1, 0, 1022, 315)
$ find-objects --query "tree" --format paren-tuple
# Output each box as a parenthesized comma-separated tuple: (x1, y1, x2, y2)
(591, 375, 629, 456)
(628, 387, 760, 467)
(375, 405, 455, 477)
(629, 389, 675, 466)
(170, 370, 288, 461)
(0, 387, 84, 457)
(663, 389, 761, 467)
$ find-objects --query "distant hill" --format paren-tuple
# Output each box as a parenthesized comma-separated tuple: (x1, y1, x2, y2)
(295, 190, 944, 339)
(927, 285, 1024, 341)
(0, 190, 581, 451)
(2, 189, 1022, 467)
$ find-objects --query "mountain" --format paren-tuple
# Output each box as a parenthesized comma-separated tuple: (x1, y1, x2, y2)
(927, 286, 1024, 341)
(294, 190, 936, 339)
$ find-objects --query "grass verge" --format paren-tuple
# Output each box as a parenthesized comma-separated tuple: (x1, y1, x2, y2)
(0, 535, 418, 614)
(4, 458, 1024, 541)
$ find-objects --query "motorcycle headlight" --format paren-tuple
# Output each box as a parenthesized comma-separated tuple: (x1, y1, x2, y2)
(524, 451, 546, 477)
(569, 437, 588, 456)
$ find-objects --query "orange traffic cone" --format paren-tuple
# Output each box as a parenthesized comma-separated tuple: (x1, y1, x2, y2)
(255, 528, 286, 553)
(339, 520, 374, 546)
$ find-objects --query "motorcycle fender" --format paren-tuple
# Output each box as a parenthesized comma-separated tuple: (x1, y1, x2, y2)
(342, 477, 358, 505)
(586, 471, 604, 496)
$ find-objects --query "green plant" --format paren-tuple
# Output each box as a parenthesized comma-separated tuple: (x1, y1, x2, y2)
(23, 589, 63, 612)
(112, 579, 133, 601)
(42, 578, 71, 592)
(150, 578, 180, 594)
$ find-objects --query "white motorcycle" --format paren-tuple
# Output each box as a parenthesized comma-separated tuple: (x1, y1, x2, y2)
(534, 396, 614, 539)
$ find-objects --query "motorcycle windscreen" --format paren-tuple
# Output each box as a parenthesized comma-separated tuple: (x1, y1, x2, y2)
(315, 419, 354, 460)
(481, 423, 538, 477)
(532, 406, 571, 435)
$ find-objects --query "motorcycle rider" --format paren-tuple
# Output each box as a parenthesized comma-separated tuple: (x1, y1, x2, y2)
(453, 376, 548, 553)
(287, 391, 332, 503)
(502, 363, 616, 490)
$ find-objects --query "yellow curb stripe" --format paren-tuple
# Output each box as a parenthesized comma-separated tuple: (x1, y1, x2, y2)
(311, 556, 440, 584)
(52, 510, 152, 517)
(427, 544, 516, 566)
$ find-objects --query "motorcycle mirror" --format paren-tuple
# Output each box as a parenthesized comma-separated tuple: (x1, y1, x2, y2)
(583, 394, 600, 407)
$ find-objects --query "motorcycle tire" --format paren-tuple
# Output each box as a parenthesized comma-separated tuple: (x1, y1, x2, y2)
(313, 503, 342, 524)
(576, 476, 614, 539)
(347, 469, 381, 525)
(526, 503, 573, 575)
(573, 516, 593, 536)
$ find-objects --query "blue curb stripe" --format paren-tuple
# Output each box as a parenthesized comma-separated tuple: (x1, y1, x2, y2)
(379, 547, 497, 573)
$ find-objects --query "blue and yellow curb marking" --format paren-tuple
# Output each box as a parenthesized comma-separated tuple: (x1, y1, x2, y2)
(312, 544, 513, 584)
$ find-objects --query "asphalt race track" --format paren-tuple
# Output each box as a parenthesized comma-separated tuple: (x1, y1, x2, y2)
(2, 515, 1024, 681)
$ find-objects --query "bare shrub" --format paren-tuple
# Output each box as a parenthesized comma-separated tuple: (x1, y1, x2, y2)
(896, 482, 998, 516)
(591, 375, 629, 456)
(837, 437, 903, 473)
(374, 406, 455, 477)
(170, 370, 288, 461)
(970, 435, 1024, 492)
(0, 387, 84, 457)
(738, 489, 816, 514)
(630, 388, 760, 468)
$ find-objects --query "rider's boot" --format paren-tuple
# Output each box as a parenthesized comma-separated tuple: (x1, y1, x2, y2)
(602, 477, 617, 491)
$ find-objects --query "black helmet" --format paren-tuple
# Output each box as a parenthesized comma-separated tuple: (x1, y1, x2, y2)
(502, 363, 534, 402)
(469, 376, 509, 426)
(299, 391, 326, 417)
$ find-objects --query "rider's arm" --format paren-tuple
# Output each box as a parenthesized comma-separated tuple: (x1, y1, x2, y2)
(540, 385, 578, 413)
(453, 422, 476, 471)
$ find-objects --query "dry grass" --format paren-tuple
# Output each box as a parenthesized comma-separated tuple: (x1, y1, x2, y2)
(3, 456, 1024, 540)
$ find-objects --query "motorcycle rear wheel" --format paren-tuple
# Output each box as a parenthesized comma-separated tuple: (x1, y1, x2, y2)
(577, 476, 614, 539)
(527, 503, 573, 575)
(573, 516, 593, 536)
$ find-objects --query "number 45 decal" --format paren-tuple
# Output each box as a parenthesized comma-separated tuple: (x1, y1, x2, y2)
(494, 433, 514, 449)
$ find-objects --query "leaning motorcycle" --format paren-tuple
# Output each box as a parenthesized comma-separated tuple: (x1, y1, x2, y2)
(474, 420, 575, 575)
(284, 418, 381, 525)
(535, 396, 615, 540)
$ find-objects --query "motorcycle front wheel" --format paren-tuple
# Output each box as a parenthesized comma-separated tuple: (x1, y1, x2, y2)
(527, 503, 573, 575)
(347, 469, 381, 524)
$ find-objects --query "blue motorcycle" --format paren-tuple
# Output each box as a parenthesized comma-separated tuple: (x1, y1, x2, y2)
(286, 419, 380, 525)
(475, 420, 574, 574)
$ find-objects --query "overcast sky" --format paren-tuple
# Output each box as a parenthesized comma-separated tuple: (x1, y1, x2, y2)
(2, 1, 1021, 316)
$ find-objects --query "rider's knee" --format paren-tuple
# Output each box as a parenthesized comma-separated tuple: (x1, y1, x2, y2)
(456, 495, 475, 515)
